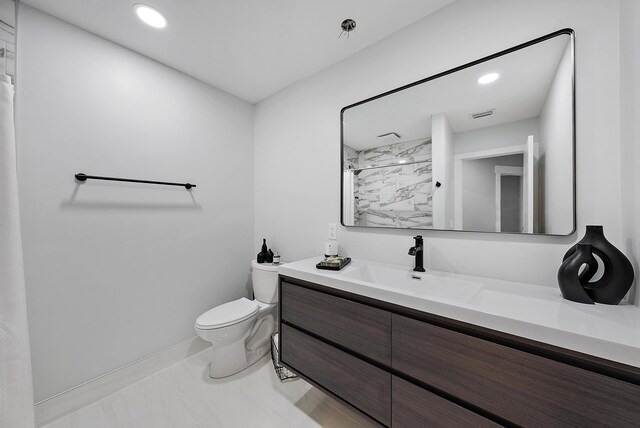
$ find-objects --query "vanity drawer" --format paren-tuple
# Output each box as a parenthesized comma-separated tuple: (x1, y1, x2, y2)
(392, 314, 640, 427)
(392, 376, 499, 428)
(280, 324, 391, 426)
(281, 280, 391, 366)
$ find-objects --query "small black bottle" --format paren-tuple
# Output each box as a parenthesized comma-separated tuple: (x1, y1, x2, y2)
(257, 239, 268, 263)
(265, 249, 274, 264)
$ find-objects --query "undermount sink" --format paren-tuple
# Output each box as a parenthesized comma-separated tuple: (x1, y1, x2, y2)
(341, 263, 484, 303)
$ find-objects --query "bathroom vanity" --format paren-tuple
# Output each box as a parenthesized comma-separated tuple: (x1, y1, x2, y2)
(278, 258, 640, 427)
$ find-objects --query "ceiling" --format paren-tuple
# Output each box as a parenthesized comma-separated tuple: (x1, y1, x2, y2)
(343, 34, 571, 151)
(21, 0, 454, 103)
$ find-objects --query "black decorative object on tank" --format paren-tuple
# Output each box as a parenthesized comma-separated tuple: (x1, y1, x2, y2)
(257, 238, 268, 264)
(265, 249, 274, 264)
(559, 225, 635, 305)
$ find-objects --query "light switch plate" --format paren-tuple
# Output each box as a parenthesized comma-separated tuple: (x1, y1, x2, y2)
(328, 223, 337, 240)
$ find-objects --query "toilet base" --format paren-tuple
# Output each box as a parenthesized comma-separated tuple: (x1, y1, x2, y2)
(208, 341, 271, 378)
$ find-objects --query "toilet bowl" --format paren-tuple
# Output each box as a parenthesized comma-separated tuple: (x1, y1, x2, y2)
(195, 261, 279, 378)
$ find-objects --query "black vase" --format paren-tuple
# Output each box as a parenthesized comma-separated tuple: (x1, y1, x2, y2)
(257, 238, 268, 263)
(558, 243, 596, 304)
(563, 225, 635, 305)
(265, 249, 274, 264)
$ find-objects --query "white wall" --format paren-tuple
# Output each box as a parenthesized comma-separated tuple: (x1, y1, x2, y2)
(620, 0, 640, 306)
(462, 155, 523, 232)
(16, 5, 255, 401)
(501, 175, 523, 233)
(539, 42, 574, 235)
(453, 117, 539, 155)
(452, 118, 541, 233)
(254, 0, 622, 287)
(431, 113, 454, 229)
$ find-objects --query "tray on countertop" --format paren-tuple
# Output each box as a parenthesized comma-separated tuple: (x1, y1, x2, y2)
(316, 257, 351, 271)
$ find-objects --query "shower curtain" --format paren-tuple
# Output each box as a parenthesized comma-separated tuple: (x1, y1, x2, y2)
(342, 171, 355, 226)
(0, 74, 35, 427)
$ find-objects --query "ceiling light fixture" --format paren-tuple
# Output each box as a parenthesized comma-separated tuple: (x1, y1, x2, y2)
(478, 72, 500, 85)
(134, 4, 167, 29)
(339, 19, 356, 38)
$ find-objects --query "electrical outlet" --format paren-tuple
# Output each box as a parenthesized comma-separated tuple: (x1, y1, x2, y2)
(328, 223, 337, 240)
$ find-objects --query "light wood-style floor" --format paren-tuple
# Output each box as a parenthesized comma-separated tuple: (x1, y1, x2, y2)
(42, 348, 374, 427)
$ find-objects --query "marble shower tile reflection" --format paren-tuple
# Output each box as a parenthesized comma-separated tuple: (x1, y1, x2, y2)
(396, 174, 431, 190)
(346, 139, 434, 230)
(396, 139, 432, 159)
(379, 166, 402, 176)
(363, 210, 397, 227)
(380, 192, 413, 211)
(414, 192, 433, 212)
(397, 211, 433, 228)
(357, 168, 380, 180)
(363, 146, 394, 164)
(414, 161, 432, 176)
(400, 165, 415, 175)
(356, 194, 380, 211)
(362, 176, 395, 194)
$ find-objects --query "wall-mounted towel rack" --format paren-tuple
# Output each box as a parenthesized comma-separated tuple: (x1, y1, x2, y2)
(75, 173, 196, 190)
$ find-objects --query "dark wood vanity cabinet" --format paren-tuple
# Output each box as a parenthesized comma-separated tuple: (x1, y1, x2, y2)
(281, 324, 391, 426)
(279, 276, 640, 427)
(391, 376, 499, 428)
(280, 279, 391, 366)
(393, 314, 640, 427)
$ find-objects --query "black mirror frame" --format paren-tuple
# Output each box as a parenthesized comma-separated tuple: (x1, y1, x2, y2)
(340, 28, 576, 237)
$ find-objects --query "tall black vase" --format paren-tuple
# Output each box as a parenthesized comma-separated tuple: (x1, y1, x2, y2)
(257, 238, 268, 263)
(558, 243, 596, 304)
(563, 225, 635, 305)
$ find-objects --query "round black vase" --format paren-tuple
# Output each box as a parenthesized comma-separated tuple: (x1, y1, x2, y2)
(563, 225, 635, 305)
(558, 243, 596, 304)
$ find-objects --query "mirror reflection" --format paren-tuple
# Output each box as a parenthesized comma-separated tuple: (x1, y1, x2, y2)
(342, 30, 574, 235)
(0, 0, 15, 81)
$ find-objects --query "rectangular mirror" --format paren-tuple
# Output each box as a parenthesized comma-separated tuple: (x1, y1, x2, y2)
(341, 29, 575, 235)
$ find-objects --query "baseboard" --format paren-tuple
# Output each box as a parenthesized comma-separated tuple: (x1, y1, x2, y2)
(35, 336, 210, 427)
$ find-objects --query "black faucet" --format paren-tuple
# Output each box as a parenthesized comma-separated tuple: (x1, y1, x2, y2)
(408, 235, 426, 272)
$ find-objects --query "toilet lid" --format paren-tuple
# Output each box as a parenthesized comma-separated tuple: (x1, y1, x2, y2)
(195, 298, 259, 330)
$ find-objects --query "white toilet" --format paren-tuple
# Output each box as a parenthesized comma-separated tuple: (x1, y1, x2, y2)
(195, 260, 279, 378)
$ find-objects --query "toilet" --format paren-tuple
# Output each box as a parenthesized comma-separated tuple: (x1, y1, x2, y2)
(195, 260, 279, 378)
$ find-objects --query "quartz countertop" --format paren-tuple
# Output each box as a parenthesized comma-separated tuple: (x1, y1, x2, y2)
(279, 256, 640, 368)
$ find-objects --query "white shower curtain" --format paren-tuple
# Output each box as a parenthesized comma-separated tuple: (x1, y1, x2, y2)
(0, 74, 35, 427)
(342, 171, 355, 226)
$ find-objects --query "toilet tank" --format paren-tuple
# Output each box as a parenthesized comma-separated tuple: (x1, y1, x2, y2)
(251, 260, 279, 304)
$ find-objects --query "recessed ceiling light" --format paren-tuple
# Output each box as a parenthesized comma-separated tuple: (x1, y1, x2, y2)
(478, 72, 500, 85)
(134, 4, 167, 29)
(398, 159, 407, 164)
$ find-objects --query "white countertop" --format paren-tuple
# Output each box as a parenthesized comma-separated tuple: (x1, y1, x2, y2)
(279, 256, 640, 368)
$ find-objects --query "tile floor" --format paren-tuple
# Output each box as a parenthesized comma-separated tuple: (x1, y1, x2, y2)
(42, 348, 375, 427)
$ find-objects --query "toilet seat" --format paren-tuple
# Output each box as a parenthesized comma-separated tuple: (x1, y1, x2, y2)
(195, 298, 259, 330)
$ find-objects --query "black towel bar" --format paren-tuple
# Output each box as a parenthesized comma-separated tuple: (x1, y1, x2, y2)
(75, 173, 196, 190)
